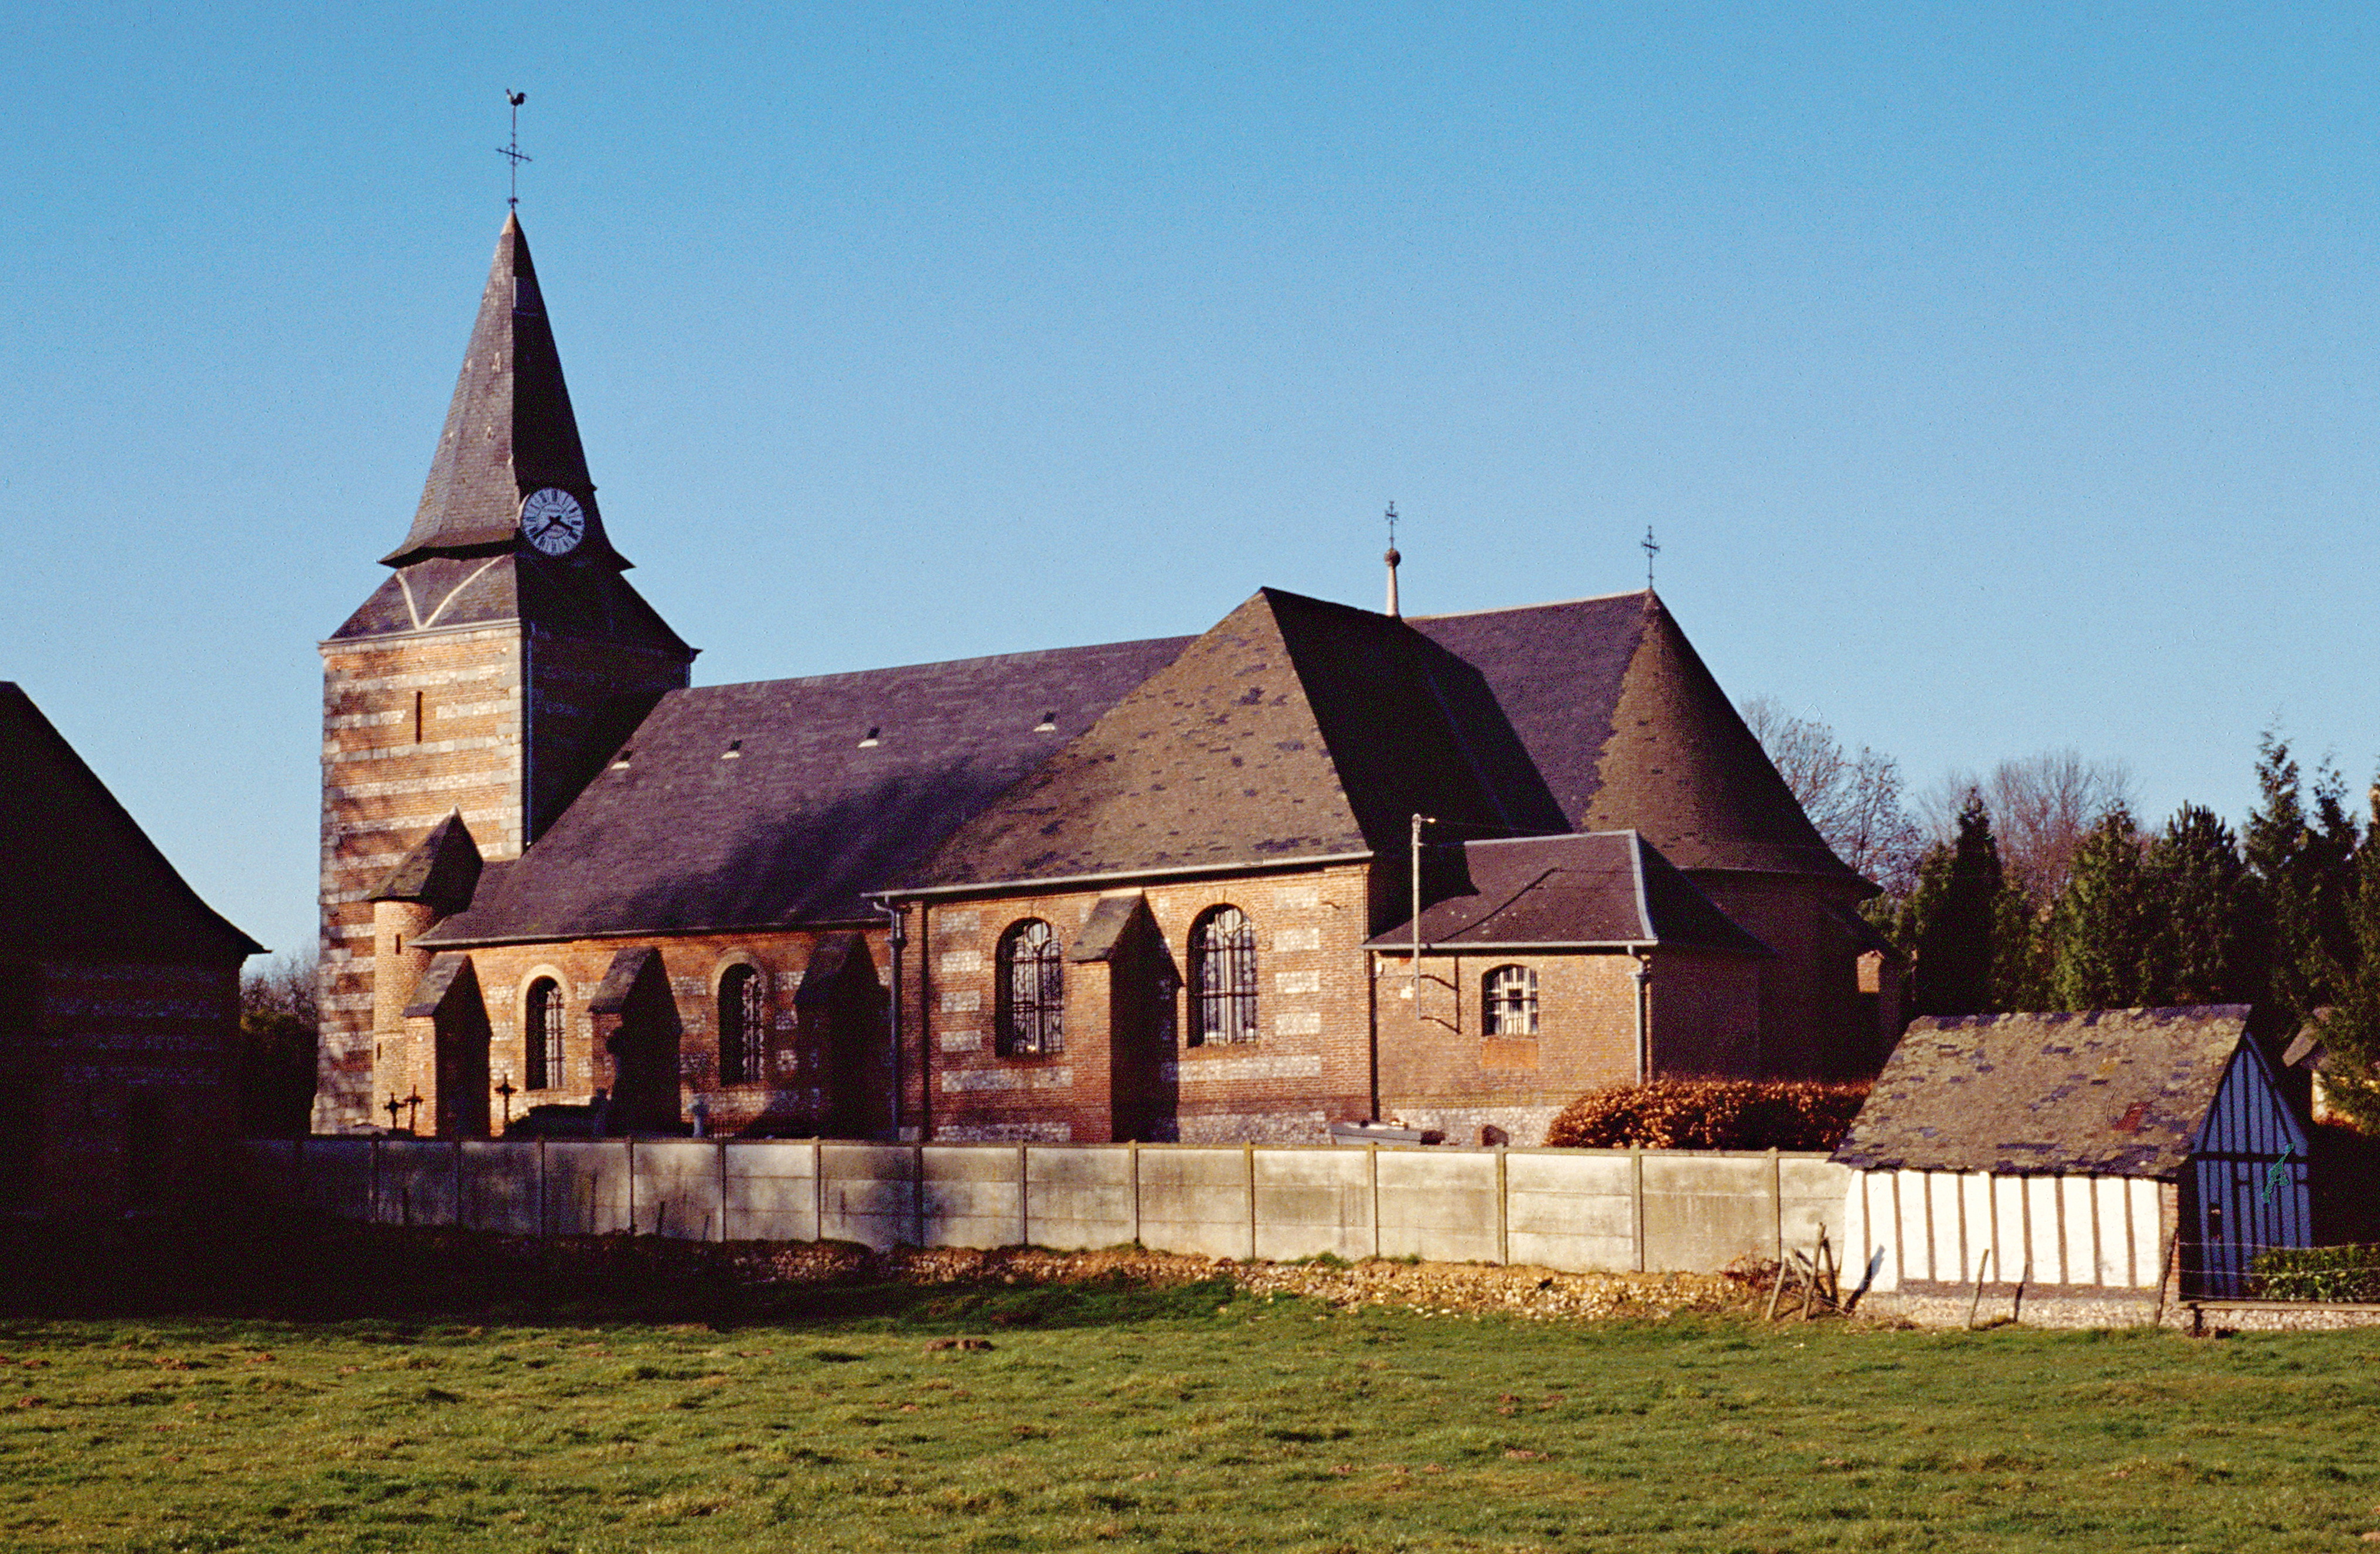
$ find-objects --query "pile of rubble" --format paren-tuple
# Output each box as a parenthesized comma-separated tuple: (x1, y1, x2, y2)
(728, 1241, 1760, 1321)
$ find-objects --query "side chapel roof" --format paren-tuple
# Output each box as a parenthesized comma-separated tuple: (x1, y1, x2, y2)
(0, 682, 262, 963)
(1364, 831, 1772, 955)
(1832, 1006, 2259, 1179)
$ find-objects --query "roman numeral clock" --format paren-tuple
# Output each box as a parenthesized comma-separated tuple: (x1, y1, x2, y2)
(519, 487, 585, 556)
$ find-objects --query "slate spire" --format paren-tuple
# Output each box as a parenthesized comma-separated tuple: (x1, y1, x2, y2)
(380, 213, 625, 569)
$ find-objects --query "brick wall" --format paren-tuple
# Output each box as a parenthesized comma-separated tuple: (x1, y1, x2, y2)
(0, 958, 240, 1213)
(1690, 871, 1874, 1079)
(903, 863, 1377, 1144)
(316, 619, 688, 1133)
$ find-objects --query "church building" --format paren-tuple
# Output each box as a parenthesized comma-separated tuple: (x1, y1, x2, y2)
(316, 215, 1895, 1145)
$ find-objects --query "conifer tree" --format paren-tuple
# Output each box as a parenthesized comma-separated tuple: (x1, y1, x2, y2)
(2048, 807, 2153, 1009)
(1901, 791, 2005, 1016)
(2243, 735, 2359, 1017)
(2140, 803, 2248, 1005)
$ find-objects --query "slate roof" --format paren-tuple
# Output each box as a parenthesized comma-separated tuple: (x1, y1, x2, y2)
(905, 589, 1568, 891)
(419, 636, 1193, 944)
(0, 682, 261, 964)
(369, 811, 484, 915)
(1414, 593, 1858, 880)
(1831, 1006, 2256, 1179)
(1365, 832, 1771, 955)
(382, 214, 622, 570)
(328, 550, 691, 653)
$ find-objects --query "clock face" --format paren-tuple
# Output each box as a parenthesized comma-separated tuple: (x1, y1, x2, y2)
(519, 487, 587, 556)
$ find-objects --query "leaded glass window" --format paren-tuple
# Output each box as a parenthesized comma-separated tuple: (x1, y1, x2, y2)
(1484, 965, 1539, 1037)
(1190, 906, 1259, 1046)
(997, 920, 1064, 1056)
(719, 964, 766, 1084)
(527, 978, 566, 1090)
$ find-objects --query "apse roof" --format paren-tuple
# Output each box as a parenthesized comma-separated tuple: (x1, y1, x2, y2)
(0, 682, 261, 964)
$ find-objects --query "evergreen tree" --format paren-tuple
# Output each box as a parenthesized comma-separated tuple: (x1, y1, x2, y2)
(2303, 786, 2380, 1133)
(2047, 807, 2154, 1009)
(1901, 791, 2005, 1016)
(2140, 803, 2249, 1005)
(1989, 885, 2053, 1013)
(2243, 735, 2359, 1018)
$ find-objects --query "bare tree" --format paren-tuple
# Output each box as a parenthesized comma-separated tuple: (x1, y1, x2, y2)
(1740, 696, 1926, 892)
(239, 950, 318, 1026)
(1917, 750, 2136, 903)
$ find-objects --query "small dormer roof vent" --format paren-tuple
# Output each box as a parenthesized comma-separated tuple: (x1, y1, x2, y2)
(722, 739, 742, 760)
(1034, 711, 1058, 733)
(858, 726, 882, 748)
(609, 748, 635, 770)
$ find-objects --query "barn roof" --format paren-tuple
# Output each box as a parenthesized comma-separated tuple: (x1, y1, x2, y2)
(1364, 832, 1772, 955)
(0, 682, 261, 964)
(1832, 1005, 2255, 1179)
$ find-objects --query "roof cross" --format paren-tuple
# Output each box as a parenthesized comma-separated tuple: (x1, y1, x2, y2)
(1641, 525, 1660, 591)
(498, 90, 531, 210)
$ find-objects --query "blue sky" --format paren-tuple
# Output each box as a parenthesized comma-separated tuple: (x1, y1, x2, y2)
(5, 3, 2377, 961)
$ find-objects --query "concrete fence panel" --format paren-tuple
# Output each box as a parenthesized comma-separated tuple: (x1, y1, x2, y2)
(459, 1141, 540, 1234)
(922, 1146, 1027, 1249)
(723, 1142, 820, 1242)
(543, 1141, 631, 1235)
(1778, 1156, 1850, 1266)
(237, 1140, 299, 1206)
(1136, 1147, 1256, 1260)
(635, 1141, 727, 1242)
(1253, 1148, 1373, 1262)
(1506, 1150, 1638, 1271)
(296, 1139, 374, 1220)
(1639, 1153, 1778, 1272)
(821, 1144, 918, 1249)
(374, 1140, 459, 1227)
(1026, 1147, 1136, 1250)
(1377, 1150, 1499, 1265)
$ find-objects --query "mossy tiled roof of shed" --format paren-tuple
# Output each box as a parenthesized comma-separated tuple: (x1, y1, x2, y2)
(0, 682, 261, 962)
(1831, 1006, 2255, 1179)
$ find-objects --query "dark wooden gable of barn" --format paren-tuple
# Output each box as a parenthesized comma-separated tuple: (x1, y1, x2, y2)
(2188, 1038, 2310, 1297)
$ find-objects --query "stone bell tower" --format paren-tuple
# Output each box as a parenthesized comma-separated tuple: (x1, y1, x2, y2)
(312, 214, 695, 1132)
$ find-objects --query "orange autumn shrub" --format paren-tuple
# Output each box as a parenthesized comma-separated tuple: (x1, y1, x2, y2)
(1544, 1079, 1870, 1152)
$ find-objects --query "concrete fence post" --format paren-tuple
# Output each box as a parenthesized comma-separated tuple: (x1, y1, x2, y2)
(370, 1136, 381, 1225)
(1769, 1149, 1782, 1263)
(1244, 1140, 1258, 1262)
(625, 1137, 636, 1237)
(1128, 1140, 1141, 1246)
(453, 1139, 465, 1229)
(1495, 1146, 1509, 1266)
(1369, 1143, 1381, 1260)
(717, 1139, 729, 1243)
(537, 1136, 548, 1237)
(811, 1138, 825, 1243)
(913, 1142, 926, 1246)
(1631, 1147, 1646, 1273)
(1017, 1143, 1031, 1247)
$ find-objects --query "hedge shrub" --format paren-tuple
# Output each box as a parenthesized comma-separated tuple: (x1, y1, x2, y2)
(2248, 1244, 2380, 1303)
(1544, 1079, 1871, 1152)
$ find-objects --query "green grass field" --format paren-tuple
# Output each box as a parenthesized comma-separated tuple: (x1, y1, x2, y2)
(4, 1275, 2378, 1554)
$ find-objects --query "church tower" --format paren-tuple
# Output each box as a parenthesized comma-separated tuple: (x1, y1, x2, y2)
(313, 215, 695, 1132)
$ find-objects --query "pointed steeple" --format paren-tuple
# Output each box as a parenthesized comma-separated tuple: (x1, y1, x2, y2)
(380, 214, 626, 569)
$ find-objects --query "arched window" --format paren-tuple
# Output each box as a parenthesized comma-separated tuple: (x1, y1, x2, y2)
(526, 978, 565, 1090)
(1484, 965, 1539, 1037)
(997, 920, 1064, 1056)
(718, 964, 766, 1084)
(1189, 906, 1259, 1046)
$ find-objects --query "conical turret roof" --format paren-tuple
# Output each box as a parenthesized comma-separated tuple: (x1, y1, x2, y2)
(380, 214, 625, 568)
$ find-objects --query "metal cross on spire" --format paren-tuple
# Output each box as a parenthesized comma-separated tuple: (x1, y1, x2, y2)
(1385, 500, 1399, 551)
(498, 90, 531, 210)
(1641, 525, 1660, 591)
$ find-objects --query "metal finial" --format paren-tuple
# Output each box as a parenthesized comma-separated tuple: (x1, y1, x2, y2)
(1641, 526, 1660, 591)
(499, 90, 531, 211)
(1383, 501, 1403, 617)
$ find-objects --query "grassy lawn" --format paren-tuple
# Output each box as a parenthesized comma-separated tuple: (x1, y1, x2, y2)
(4, 1273, 2379, 1554)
